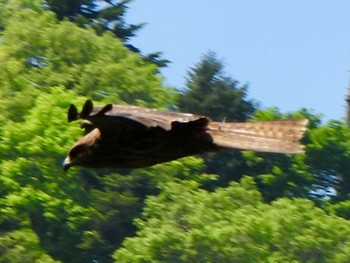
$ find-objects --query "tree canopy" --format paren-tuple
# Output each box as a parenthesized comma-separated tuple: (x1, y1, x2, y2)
(1, 1, 350, 262)
(0, 1, 174, 261)
(178, 51, 256, 122)
(115, 178, 350, 262)
(44, 0, 169, 66)
(45, 0, 142, 47)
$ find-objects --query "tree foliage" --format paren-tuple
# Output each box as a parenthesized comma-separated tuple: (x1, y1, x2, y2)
(1, 0, 350, 262)
(1, 89, 91, 262)
(0, 0, 173, 122)
(178, 52, 256, 188)
(179, 51, 256, 121)
(115, 178, 350, 262)
(45, 0, 170, 66)
(0, 1, 175, 261)
(45, 0, 143, 48)
(306, 120, 350, 200)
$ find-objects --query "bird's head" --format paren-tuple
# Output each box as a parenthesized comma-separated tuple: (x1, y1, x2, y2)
(63, 128, 101, 171)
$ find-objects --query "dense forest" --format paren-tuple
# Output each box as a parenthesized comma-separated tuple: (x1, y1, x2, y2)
(1, 1, 350, 262)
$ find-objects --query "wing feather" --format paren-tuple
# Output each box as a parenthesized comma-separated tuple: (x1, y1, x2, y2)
(208, 119, 308, 154)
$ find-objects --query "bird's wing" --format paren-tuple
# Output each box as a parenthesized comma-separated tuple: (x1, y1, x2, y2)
(208, 119, 308, 154)
(68, 100, 206, 135)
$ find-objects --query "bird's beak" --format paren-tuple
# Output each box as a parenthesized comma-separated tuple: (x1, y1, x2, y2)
(62, 156, 71, 171)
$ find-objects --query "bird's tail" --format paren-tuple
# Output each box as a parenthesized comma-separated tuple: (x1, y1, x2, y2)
(208, 119, 308, 154)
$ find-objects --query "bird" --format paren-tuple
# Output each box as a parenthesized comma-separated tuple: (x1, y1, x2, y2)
(62, 100, 308, 170)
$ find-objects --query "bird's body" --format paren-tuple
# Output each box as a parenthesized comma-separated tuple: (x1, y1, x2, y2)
(63, 100, 308, 170)
(74, 120, 217, 169)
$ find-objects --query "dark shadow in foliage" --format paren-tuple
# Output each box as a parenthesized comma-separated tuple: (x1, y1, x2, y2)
(27, 167, 159, 263)
(245, 153, 312, 202)
(80, 169, 159, 262)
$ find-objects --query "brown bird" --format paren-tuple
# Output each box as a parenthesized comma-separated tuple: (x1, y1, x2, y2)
(62, 100, 308, 170)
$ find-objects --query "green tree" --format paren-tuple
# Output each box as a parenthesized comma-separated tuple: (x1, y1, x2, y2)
(0, 0, 174, 122)
(306, 120, 350, 200)
(45, 0, 143, 48)
(0, 91, 207, 261)
(45, 0, 170, 67)
(250, 108, 350, 202)
(0, 229, 59, 262)
(178, 51, 256, 188)
(241, 107, 318, 202)
(114, 177, 350, 263)
(80, 156, 209, 261)
(0, 89, 92, 262)
(0, 1, 177, 261)
(179, 51, 255, 121)
(3, 1, 350, 262)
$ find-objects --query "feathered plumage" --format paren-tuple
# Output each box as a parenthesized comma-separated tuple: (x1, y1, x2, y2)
(63, 100, 308, 170)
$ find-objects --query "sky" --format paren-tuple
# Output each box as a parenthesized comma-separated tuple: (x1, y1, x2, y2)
(127, 1, 350, 121)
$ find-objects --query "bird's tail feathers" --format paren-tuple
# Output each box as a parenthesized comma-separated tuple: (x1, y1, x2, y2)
(208, 119, 308, 154)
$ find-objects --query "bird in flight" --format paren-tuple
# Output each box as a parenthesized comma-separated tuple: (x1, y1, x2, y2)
(63, 100, 308, 170)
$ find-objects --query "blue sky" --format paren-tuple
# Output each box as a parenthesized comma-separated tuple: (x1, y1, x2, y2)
(128, 1, 350, 121)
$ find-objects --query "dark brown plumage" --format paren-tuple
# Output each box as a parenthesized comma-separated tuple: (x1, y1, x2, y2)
(63, 100, 308, 170)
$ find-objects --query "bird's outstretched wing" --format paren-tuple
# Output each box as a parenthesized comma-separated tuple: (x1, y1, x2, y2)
(208, 119, 308, 154)
(68, 100, 208, 135)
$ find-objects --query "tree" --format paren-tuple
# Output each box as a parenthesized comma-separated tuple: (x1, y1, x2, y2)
(178, 60, 330, 202)
(0, 89, 93, 262)
(179, 51, 255, 121)
(114, 177, 350, 262)
(241, 107, 318, 202)
(0, 1, 177, 261)
(3, 1, 350, 262)
(0, 90, 207, 261)
(45, 0, 142, 48)
(0, 0, 174, 122)
(45, 0, 170, 67)
(178, 52, 256, 187)
(306, 120, 350, 200)
(0, 229, 59, 262)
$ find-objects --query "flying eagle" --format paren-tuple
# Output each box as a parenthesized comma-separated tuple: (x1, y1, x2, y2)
(62, 100, 308, 170)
